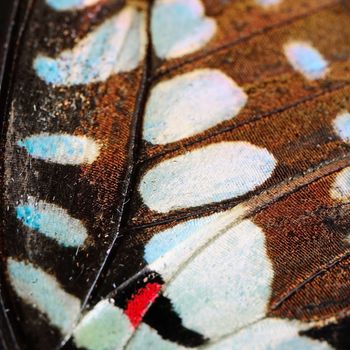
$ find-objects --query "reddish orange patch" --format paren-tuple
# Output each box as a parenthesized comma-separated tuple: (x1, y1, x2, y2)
(124, 283, 162, 327)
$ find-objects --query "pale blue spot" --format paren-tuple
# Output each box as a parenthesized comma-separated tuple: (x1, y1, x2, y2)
(34, 58, 63, 85)
(333, 112, 350, 142)
(212, 318, 332, 350)
(152, 0, 216, 59)
(47, 0, 100, 11)
(7, 258, 81, 334)
(165, 220, 273, 337)
(284, 41, 328, 80)
(73, 300, 133, 350)
(16, 199, 88, 247)
(145, 215, 216, 264)
(18, 133, 100, 165)
(34, 6, 146, 85)
(139, 141, 277, 213)
(143, 69, 247, 145)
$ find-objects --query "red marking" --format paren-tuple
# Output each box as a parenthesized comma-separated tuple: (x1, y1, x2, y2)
(124, 283, 162, 328)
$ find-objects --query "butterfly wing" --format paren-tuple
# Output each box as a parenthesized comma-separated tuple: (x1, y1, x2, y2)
(1, 0, 350, 349)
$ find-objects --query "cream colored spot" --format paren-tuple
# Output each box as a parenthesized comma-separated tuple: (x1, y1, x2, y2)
(143, 69, 247, 145)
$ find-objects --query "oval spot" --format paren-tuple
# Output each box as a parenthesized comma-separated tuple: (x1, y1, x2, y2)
(18, 133, 100, 165)
(165, 220, 274, 338)
(151, 0, 216, 59)
(46, 0, 100, 11)
(143, 69, 247, 145)
(73, 300, 133, 350)
(7, 258, 81, 335)
(283, 41, 328, 80)
(330, 167, 350, 202)
(139, 142, 277, 213)
(333, 111, 350, 142)
(16, 198, 88, 247)
(34, 6, 146, 85)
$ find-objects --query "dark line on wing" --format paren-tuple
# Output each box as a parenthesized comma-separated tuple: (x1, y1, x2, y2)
(152, 0, 338, 81)
(270, 250, 350, 311)
(141, 80, 349, 166)
(80, 0, 155, 311)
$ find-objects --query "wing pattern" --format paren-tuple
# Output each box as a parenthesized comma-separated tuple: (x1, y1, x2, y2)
(1, 0, 350, 349)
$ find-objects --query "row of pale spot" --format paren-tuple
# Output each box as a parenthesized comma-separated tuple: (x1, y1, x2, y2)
(6, 0, 345, 348)
(13, 109, 350, 242)
(41, 0, 284, 69)
(34, 0, 329, 86)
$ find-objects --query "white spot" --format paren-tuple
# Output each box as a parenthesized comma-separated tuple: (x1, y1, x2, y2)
(211, 318, 332, 350)
(34, 6, 147, 85)
(7, 258, 81, 335)
(165, 220, 273, 338)
(256, 0, 282, 7)
(139, 141, 277, 213)
(73, 300, 133, 350)
(330, 167, 350, 202)
(143, 69, 247, 145)
(284, 41, 328, 80)
(126, 324, 185, 350)
(333, 111, 350, 142)
(46, 0, 100, 11)
(151, 0, 216, 59)
(18, 133, 100, 165)
(16, 198, 88, 247)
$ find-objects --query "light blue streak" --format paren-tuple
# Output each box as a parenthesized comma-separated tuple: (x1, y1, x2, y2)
(144, 215, 215, 264)
(17, 134, 99, 165)
(151, 0, 215, 59)
(34, 18, 115, 85)
(7, 258, 81, 334)
(47, 0, 97, 11)
(34, 7, 145, 85)
(16, 200, 88, 247)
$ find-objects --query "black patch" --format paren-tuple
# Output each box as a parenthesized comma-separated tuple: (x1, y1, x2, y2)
(143, 294, 207, 348)
(301, 317, 350, 350)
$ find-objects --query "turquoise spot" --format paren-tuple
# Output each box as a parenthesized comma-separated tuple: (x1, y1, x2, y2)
(34, 56, 65, 85)
(16, 200, 88, 247)
(16, 205, 41, 231)
(151, 0, 215, 59)
(333, 112, 350, 142)
(284, 42, 328, 80)
(34, 7, 146, 85)
(17, 134, 99, 165)
(46, 0, 97, 11)
(144, 215, 216, 264)
(7, 258, 81, 334)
